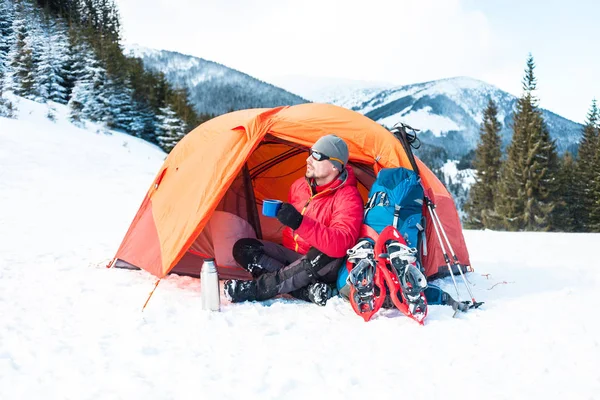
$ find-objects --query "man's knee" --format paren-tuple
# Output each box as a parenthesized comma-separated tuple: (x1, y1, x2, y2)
(303, 247, 337, 282)
(305, 247, 335, 267)
(232, 238, 264, 267)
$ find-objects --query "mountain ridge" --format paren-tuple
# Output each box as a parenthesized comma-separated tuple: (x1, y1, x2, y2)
(126, 45, 308, 116)
(306, 76, 582, 161)
(129, 46, 583, 164)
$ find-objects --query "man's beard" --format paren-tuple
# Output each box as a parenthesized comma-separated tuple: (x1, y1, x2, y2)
(305, 168, 325, 180)
(305, 165, 316, 179)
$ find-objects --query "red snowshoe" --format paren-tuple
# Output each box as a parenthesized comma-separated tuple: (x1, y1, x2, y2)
(345, 226, 428, 324)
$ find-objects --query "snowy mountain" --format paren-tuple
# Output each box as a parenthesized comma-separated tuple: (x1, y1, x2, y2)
(267, 74, 392, 107)
(126, 45, 307, 116)
(2, 93, 600, 400)
(127, 45, 582, 162)
(303, 76, 583, 159)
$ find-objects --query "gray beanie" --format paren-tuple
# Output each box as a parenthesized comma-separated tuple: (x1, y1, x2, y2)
(311, 134, 349, 171)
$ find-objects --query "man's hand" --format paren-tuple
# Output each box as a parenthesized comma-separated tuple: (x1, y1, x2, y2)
(276, 203, 303, 230)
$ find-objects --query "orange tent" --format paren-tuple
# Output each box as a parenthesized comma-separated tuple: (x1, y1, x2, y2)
(111, 103, 470, 280)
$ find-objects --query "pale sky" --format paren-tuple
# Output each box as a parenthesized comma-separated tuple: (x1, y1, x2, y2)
(115, 0, 599, 124)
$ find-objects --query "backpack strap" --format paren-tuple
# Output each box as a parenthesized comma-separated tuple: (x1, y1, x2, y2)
(364, 191, 382, 219)
(393, 204, 401, 229)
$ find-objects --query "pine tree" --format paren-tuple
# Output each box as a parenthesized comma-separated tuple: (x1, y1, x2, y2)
(156, 104, 187, 152)
(552, 151, 577, 231)
(0, 68, 16, 118)
(67, 37, 106, 124)
(62, 26, 82, 100)
(128, 100, 152, 138)
(0, 0, 15, 116)
(495, 54, 560, 231)
(464, 98, 502, 229)
(573, 100, 599, 231)
(36, 0, 81, 21)
(8, 1, 38, 98)
(591, 146, 600, 232)
(100, 77, 137, 131)
(34, 15, 69, 103)
(0, 0, 16, 78)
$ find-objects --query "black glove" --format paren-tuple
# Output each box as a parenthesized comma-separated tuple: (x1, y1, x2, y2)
(276, 202, 303, 230)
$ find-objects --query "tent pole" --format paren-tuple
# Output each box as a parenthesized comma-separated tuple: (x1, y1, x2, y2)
(243, 164, 263, 239)
(142, 279, 161, 312)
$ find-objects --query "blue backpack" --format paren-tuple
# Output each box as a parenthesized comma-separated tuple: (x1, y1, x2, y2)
(363, 167, 425, 248)
(336, 167, 426, 294)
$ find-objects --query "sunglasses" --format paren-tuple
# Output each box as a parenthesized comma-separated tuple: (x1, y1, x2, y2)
(309, 149, 344, 165)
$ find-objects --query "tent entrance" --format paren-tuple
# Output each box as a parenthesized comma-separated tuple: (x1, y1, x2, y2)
(173, 136, 377, 279)
(115, 135, 378, 280)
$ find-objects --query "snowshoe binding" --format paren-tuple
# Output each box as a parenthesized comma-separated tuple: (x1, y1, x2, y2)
(375, 227, 428, 324)
(346, 239, 386, 321)
(348, 258, 375, 311)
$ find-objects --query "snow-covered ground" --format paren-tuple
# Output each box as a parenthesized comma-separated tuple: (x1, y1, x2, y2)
(1, 96, 599, 400)
(379, 106, 462, 136)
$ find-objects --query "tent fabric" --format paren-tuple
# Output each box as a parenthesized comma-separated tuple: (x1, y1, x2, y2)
(113, 103, 470, 280)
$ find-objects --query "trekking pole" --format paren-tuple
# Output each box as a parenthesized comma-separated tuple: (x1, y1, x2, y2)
(425, 198, 463, 302)
(428, 198, 484, 309)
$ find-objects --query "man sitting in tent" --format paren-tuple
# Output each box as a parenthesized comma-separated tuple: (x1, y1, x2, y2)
(224, 134, 364, 306)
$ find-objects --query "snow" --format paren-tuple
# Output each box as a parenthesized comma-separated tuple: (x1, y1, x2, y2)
(441, 159, 477, 189)
(420, 76, 490, 97)
(1, 95, 600, 399)
(267, 74, 391, 105)
(379, 106, 462, 136)
(125, 44, 229, 85)
(315, 76, 514, 133)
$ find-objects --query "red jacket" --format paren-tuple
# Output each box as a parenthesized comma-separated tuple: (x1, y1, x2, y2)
(282, 166, 364, 258)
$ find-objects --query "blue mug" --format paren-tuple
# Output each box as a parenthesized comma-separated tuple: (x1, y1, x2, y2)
(262, 199, 283, 217)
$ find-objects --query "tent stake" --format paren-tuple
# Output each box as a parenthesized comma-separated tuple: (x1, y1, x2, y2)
(142, 279, 161, 312)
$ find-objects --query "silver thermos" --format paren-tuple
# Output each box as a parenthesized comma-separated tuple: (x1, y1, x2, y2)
(201, 258, 220, 311)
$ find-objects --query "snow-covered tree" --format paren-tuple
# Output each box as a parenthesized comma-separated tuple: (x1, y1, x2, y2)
(8, 1, 38, 98)
(130, 100, 158, 142)
(1, 0, 198, 142)
(34, 15, 69, 103)
(156, 104, 187, 152)
(0, 68, 16, 118)
(100, 77, 138, 131)
(67, 38, 106, 123)
(0, 0, 16, 79)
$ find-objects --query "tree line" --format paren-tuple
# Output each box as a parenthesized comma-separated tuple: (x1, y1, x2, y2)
(0, 0, 210, 152)
(464, 55, 600, 232)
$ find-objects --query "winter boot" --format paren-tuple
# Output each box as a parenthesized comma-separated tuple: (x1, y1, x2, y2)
(290, 282, 334, 306)
(224, 279, 258, 303)
(307, 282, 333, 306)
